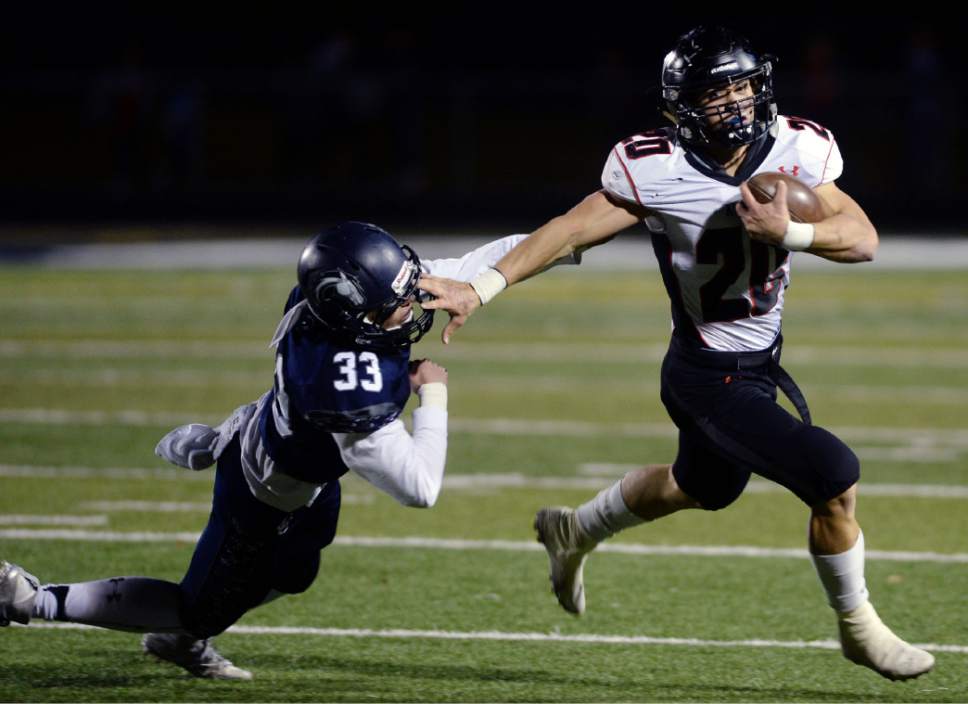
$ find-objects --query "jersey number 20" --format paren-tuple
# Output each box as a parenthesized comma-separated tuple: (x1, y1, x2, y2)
(333, 352, 383, 392)
(696, 227, 788, 322)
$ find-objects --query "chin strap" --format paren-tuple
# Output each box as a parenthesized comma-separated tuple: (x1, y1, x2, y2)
(268, 300, 310, 349)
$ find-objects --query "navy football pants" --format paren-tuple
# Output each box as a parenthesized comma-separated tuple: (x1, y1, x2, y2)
(661, 335, 860, 510)
(178, 436, 340, 638)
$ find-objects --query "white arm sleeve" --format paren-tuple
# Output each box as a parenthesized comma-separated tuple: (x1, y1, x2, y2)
(422, 233, 580, 281)
(332, 405, 447, 508)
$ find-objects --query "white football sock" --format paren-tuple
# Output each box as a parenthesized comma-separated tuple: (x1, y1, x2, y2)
(574, 480, 646, 543)
(33, 577, 184, 632)
(811, 530, 870, 613)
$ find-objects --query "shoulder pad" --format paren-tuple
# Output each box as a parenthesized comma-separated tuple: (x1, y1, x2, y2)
(284, 285, 305, 314)
(602, 128, 679, 205)
(775, 116, 843, 185)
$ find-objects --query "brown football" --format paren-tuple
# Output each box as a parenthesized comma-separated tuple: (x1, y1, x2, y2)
(747, 172, 830, 223)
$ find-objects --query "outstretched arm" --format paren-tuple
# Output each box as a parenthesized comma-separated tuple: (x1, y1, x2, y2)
(419, 190, 642, 343)
(737, 180, 878, 263)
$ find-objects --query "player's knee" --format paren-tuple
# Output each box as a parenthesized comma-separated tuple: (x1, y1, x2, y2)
(180, 596, 243, 639)
(696, 486, 745, 511)
(272, 555, 321, 595)
(814, 482, 857, 517)
(692, 474, 748, 511)
(801, 426, 860, 502)
(673, 462, 749, 512)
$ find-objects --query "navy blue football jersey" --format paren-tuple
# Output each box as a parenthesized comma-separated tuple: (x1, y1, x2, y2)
(259, 286, 412, 483)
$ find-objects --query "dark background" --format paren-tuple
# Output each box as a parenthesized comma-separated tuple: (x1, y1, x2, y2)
(1, 13, 961, 238)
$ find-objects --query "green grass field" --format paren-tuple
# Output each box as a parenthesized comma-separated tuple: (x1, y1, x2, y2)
(0, 262, 966, 702)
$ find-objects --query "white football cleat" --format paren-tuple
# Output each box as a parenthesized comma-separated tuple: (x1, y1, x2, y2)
(0, 560, 39, 626)
(838, 601, 935, 681)
(534, 507, 595, 615)
(143, 633, 253, 681)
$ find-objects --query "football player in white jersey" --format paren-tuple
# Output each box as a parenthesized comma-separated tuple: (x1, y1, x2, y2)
(419, 26, 934, 681)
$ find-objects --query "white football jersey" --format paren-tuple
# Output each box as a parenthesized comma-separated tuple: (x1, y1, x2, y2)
(601, 115, 843, 352)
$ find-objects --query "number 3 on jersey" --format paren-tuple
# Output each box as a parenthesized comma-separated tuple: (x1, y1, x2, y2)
(333, 352, 383, 392)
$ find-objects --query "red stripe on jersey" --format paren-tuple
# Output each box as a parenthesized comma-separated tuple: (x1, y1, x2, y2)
(612, 147, 642, 206)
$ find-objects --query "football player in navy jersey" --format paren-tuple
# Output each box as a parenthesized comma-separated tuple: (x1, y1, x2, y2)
(419, 27, 934, 681)
(0, 222, 555, 680)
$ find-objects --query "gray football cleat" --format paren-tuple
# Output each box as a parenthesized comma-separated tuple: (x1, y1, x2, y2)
(0, 561, 39, 626)
(142, 633, 253, 681)
(838, 601, 935, 681)
(155, 424, 219, 470)
(534, 507, 595, 615)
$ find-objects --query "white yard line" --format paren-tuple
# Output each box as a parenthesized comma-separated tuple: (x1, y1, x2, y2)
(0, 515, 107, 526)
(0, 340, 268, 359)
(0, 464, 212, 482)
(3, 464, 967, 498)
(1, 530, 966, 564)
(5, 398, 968, 443)
(78, 497, 373, 512)
(852, 447, 962, 463)
(4, 369, 261, 386)
(5, 369, 968, 406)
(79, 501, 212, 513)
(12, 235, 968, 270)
(445, 473, 968, 498)
(3, 464, 967, 499)
(20, 621, 968, 655)
(2, 339, 967, 368)
(452, 418, 968, 449)
(0, 408, 201, 427)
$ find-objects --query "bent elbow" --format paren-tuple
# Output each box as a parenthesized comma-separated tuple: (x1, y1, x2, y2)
(417, 483, 441, 508)
(401, 492, 437, 509)
(419, 494, 438, 509)
(399, 480, 440, 509)
(855, 230, 878, 262)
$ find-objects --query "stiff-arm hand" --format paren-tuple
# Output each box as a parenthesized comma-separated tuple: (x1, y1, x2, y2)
(418, 274, 482, 344)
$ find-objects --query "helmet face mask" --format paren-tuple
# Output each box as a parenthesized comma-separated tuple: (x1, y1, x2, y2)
(661, 26, 777, 148)
(297, 223, 434, 351)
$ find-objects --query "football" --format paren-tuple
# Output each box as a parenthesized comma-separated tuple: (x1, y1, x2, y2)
(747, 172, 829, 223)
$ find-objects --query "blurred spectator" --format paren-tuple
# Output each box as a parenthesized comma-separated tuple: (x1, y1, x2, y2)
(85, 42, 155, 197)
(802, 35, 842, 117)
(905, 28, 948, 205)
(157, 79, 205, 193)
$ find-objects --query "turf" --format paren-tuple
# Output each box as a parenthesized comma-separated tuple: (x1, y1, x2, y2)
(0, 263, 966, 702)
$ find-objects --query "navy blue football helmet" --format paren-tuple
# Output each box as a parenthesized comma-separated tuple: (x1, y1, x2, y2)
(297, 222, 433, 350)
(661, 26, 777, 148)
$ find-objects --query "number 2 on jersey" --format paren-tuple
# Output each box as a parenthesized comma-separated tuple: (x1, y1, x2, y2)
(333, 352, 383, 392)
(696, 227, 788, 322)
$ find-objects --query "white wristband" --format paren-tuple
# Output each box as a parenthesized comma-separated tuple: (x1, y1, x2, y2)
(417, 382, 448, 410)
(782, 221, 815, 251)
(469, 268, 507, 305)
